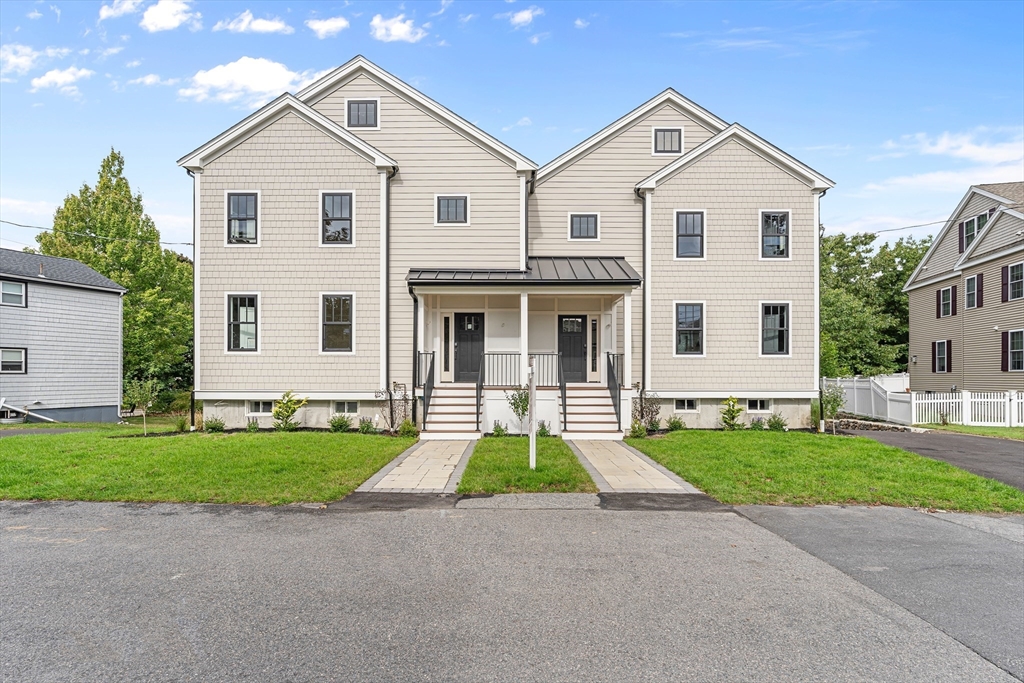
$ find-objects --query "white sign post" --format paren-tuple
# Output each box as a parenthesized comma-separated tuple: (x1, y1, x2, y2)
(528, 357, 537, 470)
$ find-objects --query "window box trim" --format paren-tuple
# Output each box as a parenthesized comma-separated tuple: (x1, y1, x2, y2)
(746, 398, 772, 413)
(964, 275, 978, 309)
(320, 292, 356, 355)
(0, 347, 27, 374)
(1009, 329, 1024, 372)
(246, 400, 274, 417)
(673, 209, 707, 261)
(224, 190, 261, 248)
(758, 300, 793, 358)
(934, 339, 950, 374)
(566, 211, 601, 241)
(939, 285, 953, 317)
(434, 194, 471, 227)
(318, 190, 356, 248)
(224, 292, 261, 355)
(673, 398, 699, 413)
(651, 126, 684, 156)
(673, 300, 706, 358)
(1009, 261, 1024, 301)
(758, 209, 792, 261)
(343, 97, 381, 131)
(0, 279, 27, 307)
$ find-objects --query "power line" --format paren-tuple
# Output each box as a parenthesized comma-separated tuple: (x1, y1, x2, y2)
(821, 218, 946, 237)
(0, 219, 193, 247)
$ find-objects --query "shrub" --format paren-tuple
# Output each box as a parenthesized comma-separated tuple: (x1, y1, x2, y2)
(397, 419, 419, 438)
(820, 383, 846, 435)
(537, 420, 551, 438)
(174, 415, 189, 433)
(666, 415, 685, 432)
(358, 417, 376, 434)
(631, 387, 661, 428)
(124, 378, 161, 436)
(811, 398, 821, 427)
(646, 416, 661, 433)
(505, 386, 530, 434)
(194, 413, 204, 431)
(329, 414, 352, 433)
(748, 417, 767, 431)
(491, 421, 508, 437)
(629, 419, 647, 439)
(766, 412, 789, 432)
(204, 417, 225, 433)
(272, 391, 308, 432)
(246, 418, 260, 433)
(375, 387, 409, 434)
(721, 396, 743, 431)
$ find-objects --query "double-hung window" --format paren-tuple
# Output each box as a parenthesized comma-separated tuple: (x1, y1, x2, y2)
(1, 280, 25, 307)
(939, 286, 952, 317)
(347, 100, 378, 128)
(675, 211, 704, 258)
(322, 193, 353, 244)
(322, 294, 353, 353)
(675, 303, 704, 355)
(0, 348, 26, 373)
(965, 275, 978, 309)
(761, 211, 789, 258)
(1010, 331, 1024, 372)
(964, 216, 979, 249)
(761, 303, 789, 355)
(1010, 263, 1024, 301)
(227, 193, 258, 244)
(436, 196, 468, 224)
(227, 295, 258, 352)
(570, 213, 598, 240)
(935, 339, 948, 373)
(653, 128, 682, 154)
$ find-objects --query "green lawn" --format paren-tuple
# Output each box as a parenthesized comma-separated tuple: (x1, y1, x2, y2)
(0, 416, 179, 432)
(919, 424, 1024, 442)
(0, 430, 414, 505)
(628, 430, 1024, 512)
(457, 436, 598, 494)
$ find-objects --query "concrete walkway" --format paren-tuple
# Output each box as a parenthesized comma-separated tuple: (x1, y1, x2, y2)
(356, 441, 474, 493)
(568, 440, 702, 493)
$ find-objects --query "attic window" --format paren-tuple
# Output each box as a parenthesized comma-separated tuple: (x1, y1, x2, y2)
(347, 100, 378, 128)
(653, 128, 682, 154)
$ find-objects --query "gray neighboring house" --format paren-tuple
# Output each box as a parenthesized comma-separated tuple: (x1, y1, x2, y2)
(0, 248, 126, 422)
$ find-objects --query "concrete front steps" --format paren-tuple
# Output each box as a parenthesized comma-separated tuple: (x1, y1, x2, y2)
(422, 384, 481, 440)
(560, 385, 623, 440)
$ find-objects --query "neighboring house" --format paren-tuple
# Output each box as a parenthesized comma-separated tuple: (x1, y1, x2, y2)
(0, 248, 126, 422)
(179, 55, 832, 437)
(903, 182, 1024, 392)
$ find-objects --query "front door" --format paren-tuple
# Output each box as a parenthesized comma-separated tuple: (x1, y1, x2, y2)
(454, 313, 484, 383)
(558, 315, 587, 383)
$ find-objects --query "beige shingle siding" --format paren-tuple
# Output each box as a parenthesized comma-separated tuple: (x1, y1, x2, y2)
(907, 276, 963, 391)
(910, 193, 999, 286)
(199, 112, 382, 392)
(310, 73, 523, 385)
(961, 251, 1024, 391)
(648, 139, 817, 391)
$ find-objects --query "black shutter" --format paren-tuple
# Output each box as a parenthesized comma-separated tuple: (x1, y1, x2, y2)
(932, 341, 937, 373)
(951, 285, 957, 316)
(977, 273, 984, 308)
(1002, 331, 1009, 372)
(958, 222, 965, 253)
(1003, 266, 1010, 302)
(936, 289, 942, 318)
(989, 207, 997, 217)
(947, 339, 952, 373)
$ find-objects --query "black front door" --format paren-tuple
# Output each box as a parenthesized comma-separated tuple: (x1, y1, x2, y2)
(454, 313, 484, 383)
(558, 315, 587, 383)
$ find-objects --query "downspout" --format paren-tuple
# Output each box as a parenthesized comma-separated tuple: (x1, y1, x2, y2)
(635, 186, 647, 393)
(525, 170, 536, 270)
(816, 188, 828, 432)
(386, 165, 397, 389)
(186, 168, 196, 430)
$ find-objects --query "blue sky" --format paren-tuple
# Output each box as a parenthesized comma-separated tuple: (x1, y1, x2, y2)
(1, 0, 1022, 258)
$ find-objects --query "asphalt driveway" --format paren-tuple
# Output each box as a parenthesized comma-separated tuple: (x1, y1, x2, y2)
(849, 429, 1024, 490)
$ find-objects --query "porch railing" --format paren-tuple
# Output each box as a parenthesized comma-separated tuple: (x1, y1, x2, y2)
(416, 351, 433, 388)
(607, 352, 625, 388)
(607, 352, 622, 428)
(558, 353, 567, 432)
(421, 352, 435, 427)
(481, 353, 521, 388)
(475, 354, 485, 432)
(530, 352, 561, 387)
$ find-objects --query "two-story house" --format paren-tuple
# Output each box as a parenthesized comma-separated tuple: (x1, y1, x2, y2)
(179, 56, 832, 437)
(904, 182, 1024, 392)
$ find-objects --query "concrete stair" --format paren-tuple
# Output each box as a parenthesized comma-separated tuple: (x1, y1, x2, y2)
(423, 384, 480, 439)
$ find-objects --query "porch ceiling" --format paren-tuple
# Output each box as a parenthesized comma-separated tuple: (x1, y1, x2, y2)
(407, 256, 641, 287)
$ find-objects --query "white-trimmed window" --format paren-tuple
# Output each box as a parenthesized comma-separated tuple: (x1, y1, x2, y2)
(675, 211, 704, 258)
(335, 401, 359, 414)
(1, 280, 26, 307)
(569, 213, 598, 240)
(675, 303, 704, 356)
(322, 294, 354, 353)
(1010, 263, 1023, 301)
(964, 215, 981, 249)
(940, 286, 952, 317)
(761, 211, 789, 258)
(227, 294, 258, 352)
(1, 348, 26, 373)
(346, 99, 378, 128)
(965, 275, 978, 309)
(248, 401, 273, 415)
(675, 398, 698, 412)
(227, 193, 258, 245)
(652, 127, 682, 155)
(747, 399, 771, 412)
(935, 339, 948, 373)
(761, 303, 789, 355)
(1009, 330, 1023, 372)
(321, 192, 353, 245)
(436, 195, 469, 225)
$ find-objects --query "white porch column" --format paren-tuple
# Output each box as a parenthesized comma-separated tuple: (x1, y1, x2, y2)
(623, 291, 632, 386)
(417, 294, 425, 383)
(520, 292, 529, 385)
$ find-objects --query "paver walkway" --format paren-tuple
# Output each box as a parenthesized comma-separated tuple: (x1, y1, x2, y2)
(357, 440, 473, 493)
(568, 440, 702, 493)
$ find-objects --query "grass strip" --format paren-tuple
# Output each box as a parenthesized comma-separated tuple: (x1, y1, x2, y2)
(457, 436, 598, 494)
(919, 424, 1024, 442)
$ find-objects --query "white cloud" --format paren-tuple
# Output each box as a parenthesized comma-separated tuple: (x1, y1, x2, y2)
(430, 0, 453, 17)
(126, 58, 142, 67)
(0, 197, 56, 218)
(140, 0, 201, 33)
(502, 116, 531, 132)
(529, 32, 549, 44)
(370, 14, 428, 43)
(100, 46, 124, 58)
(30, 66, 94, 96)
(178, 56, 327, 108)
(574, 18, 589, 29)
(305, 16, 350, 39)
(863, 167, 1024, 195)
(27, 10, 42, 19)
(128, 73, 177, 86)
(882, 129, 1024, 166)
(0, 44, 71, 76)
(50, 5, 60, 22)
(99, 0, 142, 21)
(498, 6, 543, 29)
(213, 10, 294, 35)
(458, 14, 476, 23)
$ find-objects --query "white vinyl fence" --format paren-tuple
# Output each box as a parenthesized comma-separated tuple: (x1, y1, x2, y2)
(822, 377, 1022, 427)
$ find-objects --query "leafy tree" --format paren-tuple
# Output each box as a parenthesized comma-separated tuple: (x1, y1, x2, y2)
(820, 288, 899, 376)
(123, 378, 161, 435)
(37, 150, 193, 388)
(820, 233, 877, 302)
(869, 236, 932, 368)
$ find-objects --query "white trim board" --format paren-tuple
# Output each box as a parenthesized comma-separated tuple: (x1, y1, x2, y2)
(195, 391, 383, 401)
(343, 96, 381, 131)
(672, 209, 707, 261)
(954, 207, 1024, 270)
(567, 211, 601, 242)
(224, 291, 262, 355)
(223, 190, 261, 248)
(651, 125, 684, 157)
(758, 208, 793, 262)
(318, 292, 357, 355)
(758, 299, 793, 359)
(671, 300, 707, 358)
(433, 193, 472, 227)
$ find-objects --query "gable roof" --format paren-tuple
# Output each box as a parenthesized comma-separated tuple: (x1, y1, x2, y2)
(177, 93, 397, 171)
(535, 89, 729, 184)
(975, 182, 1024, 205)
(636, 123, 835, 192)
(953, 206, 1024, 269)
(903, 183, 1023, 292)
(0, 248, 126, 293)
(296, 55, 536, 172)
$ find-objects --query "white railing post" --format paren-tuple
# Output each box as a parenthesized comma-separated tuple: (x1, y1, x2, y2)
(1007, 391, 1014, 428)
(961, 390, 971, 426)
(911, 392, 917, 426)
(852, 378, 858, 416)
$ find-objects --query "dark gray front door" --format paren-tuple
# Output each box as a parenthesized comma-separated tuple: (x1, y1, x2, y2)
(454, 313, 484, 383)
(558, 315, 587, 383)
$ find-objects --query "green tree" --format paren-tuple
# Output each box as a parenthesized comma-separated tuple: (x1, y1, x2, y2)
(820, 288, 899, 376)
(869, 236, 932, 368)
(820, 232, 877, 303)
(123, 378, 161, 435)
(37, 150, 193, 388)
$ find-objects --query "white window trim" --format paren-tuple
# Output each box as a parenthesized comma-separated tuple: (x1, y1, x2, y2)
(320, 291, 356, 355)
(318, 190, 357, 248)
(566, 211, 601, 241)
(0, 280, 26, 307)
(673, 209, 707, 261)
(964, 275, 978, 309)
(672, 300, 707, 358)
(746, 398, 772, 413)
(673, 398, 699, 413)
(939, 286, 953, 317)
(246, 400, 275, 417)
(963, 216, 978, 249)
(935, 339, 949, 373)
(1009, 329, 1024, 372)
(224, 190, 261, 248)
(343, 97, 381, 131)
(651, 125, 684, 157)
(758, 300, 793, 358)
(0, 348, 26, 374)
(334, 401, 360, 415)
(1010, 262, 1024, 301)
(433, 193, 471, 227)
(224, 292, 261, 355)
(758, 209, 793, 261)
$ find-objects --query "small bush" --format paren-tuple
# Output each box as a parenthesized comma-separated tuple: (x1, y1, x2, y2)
(666, 415, 685, 432)
(505, 386, 529, 435)
(397, 419, 419, 438)
(629, 419, 647, 439)
(820, 383, 846, 435)
(721, 396, 743, 431)
(810, 398, 821, 427)
(766, 412, 789, 432)
(246, 418, 260, 433)
(646, 417, 661, 433)
(272, 391, 308, 432)
(537, 420, 551, 438)
(748, 417, 767, 431)
(491, 421, 508, 437)
(174, 415, 189, 433)
(204, 417, 225, 433)
(358, 417, 376, 434)
(329, 414, 352, 433)
(194, 413, 204, 431)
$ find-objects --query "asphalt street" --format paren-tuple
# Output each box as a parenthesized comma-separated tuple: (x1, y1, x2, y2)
(2, 499, 1018, 682)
